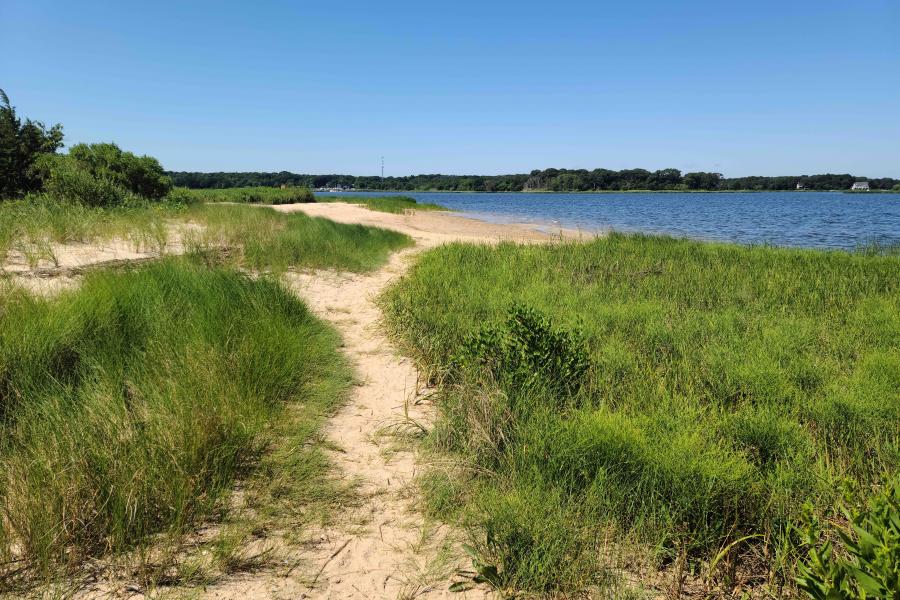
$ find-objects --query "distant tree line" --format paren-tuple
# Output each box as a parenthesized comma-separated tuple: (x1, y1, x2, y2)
(168, 169, 900, 192)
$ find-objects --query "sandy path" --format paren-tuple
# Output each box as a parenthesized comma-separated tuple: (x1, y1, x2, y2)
(203, 205, 571, 599)
(12, 204, 580, 598)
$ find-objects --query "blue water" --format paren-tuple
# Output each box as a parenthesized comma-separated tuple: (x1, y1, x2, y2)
(319, 191, 900, 251)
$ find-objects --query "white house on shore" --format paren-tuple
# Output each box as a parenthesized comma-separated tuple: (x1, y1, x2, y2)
(851, 181, 870, 191)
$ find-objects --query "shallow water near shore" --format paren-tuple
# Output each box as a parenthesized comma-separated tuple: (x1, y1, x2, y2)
(319, 191, 900, 250)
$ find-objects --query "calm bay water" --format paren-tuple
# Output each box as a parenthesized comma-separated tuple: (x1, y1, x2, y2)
(319, 191, 900, 251)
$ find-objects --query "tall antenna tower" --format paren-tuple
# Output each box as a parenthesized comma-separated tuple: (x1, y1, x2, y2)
(381, 156, 384, 180)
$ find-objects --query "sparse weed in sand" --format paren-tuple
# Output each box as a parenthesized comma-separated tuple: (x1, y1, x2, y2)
(0, 195, 188, 266)
(381, 233, 900, 596)
(316, 194, 446, 214)
(0, 259, 353, 590)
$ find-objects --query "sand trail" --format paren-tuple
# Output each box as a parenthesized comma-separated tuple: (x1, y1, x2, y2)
(220, 205, 566, 598)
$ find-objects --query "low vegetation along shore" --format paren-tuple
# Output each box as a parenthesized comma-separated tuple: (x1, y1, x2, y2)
(179, 186, 445, 212)
(382, 235, 900, 597)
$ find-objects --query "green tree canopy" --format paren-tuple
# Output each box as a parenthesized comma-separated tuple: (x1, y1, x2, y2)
(0, 88, 64, 198)
(34, 143, 172, 206)
(67, 142, 171, 200)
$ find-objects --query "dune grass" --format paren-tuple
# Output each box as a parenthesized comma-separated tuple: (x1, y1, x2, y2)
(182, 203, 412, 272)
(0, 259, 351, 586)
(0, 196, 188, 266)
(316, 194, 446, 213)
(0, 197, 412, 274)
(381, 233, 900, 595)
(0, 198, 411, 590)
(178, 186, 315, 205)
(179, 186, 445, 213)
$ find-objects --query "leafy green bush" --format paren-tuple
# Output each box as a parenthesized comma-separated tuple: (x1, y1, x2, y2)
(34, 154, 133, 207)
(67, 143, 171, 200)
(797, 478, 899, 600)
(454, 304, 591, 398)
(32, 142, 171, 206)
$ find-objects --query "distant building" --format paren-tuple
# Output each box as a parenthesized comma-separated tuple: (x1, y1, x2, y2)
(796, 182, 804, 190)
(851, 181, 870, 191)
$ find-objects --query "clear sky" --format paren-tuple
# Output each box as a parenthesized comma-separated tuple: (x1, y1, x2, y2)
(2, 0, 898, 177)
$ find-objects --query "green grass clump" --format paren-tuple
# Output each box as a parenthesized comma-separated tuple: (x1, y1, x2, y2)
(179, 186, 314, 205)
(0, 259, 350, 581)
(183, 203, 412, 272)
(317, 194, 445, 213)
(381, 233, 900, 594)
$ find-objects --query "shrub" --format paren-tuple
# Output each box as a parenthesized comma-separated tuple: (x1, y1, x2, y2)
(34, 154, 133, 207)
(32, 143, 171, 206)
(67, 143, 171, 200)
(453, 304, 591, 398)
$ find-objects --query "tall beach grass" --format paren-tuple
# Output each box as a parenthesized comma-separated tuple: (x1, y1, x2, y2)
(0, 196, 412, 274)
(178, 186, 314, 205)
(0, 259, 351, 584)
(182, 203, 412, 272)
(180, 187, 445, 213)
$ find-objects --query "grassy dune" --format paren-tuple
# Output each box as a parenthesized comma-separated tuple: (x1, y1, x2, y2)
(184, 203, 412, 272)
(0, 197, 187, 266)
(0, 198, 412, 273)
(177, 186, 315, 204)
(381, 234, 900, 594)
(0, 260, 350, 581)
(180, 187, 445, 213)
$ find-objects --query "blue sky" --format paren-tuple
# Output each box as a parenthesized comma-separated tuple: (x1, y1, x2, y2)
(2, 0, 898, 176)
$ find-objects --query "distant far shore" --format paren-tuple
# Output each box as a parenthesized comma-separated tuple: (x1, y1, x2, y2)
(331, 188, 900, 195)
(168, 169, 900, 194)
